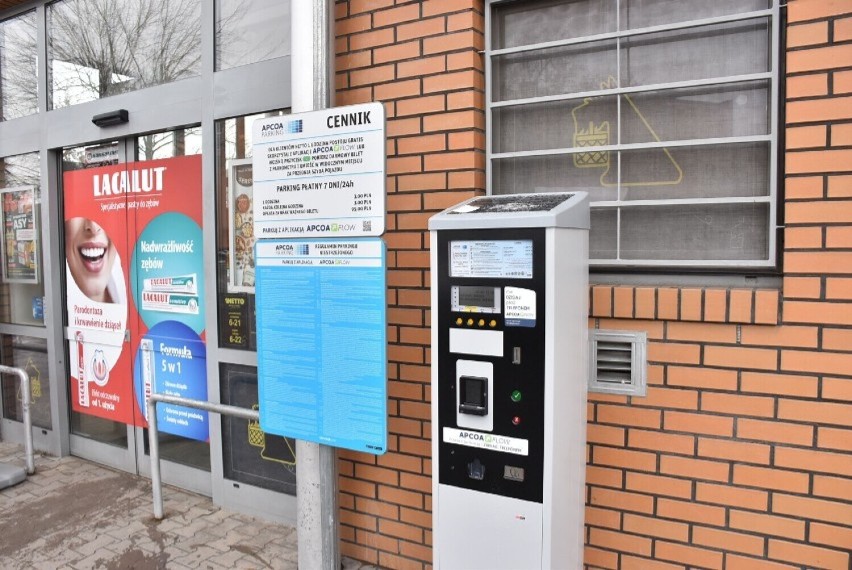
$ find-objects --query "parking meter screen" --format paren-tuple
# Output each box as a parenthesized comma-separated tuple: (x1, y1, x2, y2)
(449, 240, 533, 279)
(452, 286, 501, 313)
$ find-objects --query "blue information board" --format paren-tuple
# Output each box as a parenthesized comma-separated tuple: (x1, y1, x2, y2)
(256, 238, 387, 454)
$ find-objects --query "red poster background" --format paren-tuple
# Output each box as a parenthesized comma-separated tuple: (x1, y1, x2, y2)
(64, 155, 202, 426)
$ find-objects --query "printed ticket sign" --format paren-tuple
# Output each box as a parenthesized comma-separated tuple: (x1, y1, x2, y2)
(450, 240, 534, 279)
(251, 102, 386, 239)
(63, 155, 209, 441)
(504, 287, 537, 328)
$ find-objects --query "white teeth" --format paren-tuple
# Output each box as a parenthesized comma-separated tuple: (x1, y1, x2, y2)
(80, 247, 106, 259)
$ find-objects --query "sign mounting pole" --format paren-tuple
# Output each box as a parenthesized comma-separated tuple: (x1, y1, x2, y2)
(292, 2, 339, 569)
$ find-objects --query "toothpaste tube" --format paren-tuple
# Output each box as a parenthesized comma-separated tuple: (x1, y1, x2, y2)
(75, 331, 89, 408)
(141, 291, 200, 315)
(143, 273, 198, 295)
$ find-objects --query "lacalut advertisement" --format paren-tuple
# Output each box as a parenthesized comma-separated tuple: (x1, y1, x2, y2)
(63, 155, 208, 440)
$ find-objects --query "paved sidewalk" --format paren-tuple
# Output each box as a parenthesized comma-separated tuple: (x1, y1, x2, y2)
(0, 442, 371, 569)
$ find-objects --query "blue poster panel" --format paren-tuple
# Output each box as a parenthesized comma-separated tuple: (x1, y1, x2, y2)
(256, 238, 387, 454)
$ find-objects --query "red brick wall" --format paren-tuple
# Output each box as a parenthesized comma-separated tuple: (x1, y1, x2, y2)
(335, 2, 485, 568)
(334, 1, 852, 568)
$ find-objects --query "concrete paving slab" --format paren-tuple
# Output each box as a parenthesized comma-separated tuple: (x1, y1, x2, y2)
(0, 442, 374, 569)
(0, 461, 27, 488)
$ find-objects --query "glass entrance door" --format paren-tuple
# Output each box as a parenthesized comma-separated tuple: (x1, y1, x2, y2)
(63, 139, 137, 472)
(62, 129, 210, 494)
(131, 128, 211, 492)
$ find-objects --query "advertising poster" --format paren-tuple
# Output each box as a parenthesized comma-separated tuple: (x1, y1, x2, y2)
(228, 159, 255, 292)
(1, 186, 38, 284)
(63, 155, 208, 440)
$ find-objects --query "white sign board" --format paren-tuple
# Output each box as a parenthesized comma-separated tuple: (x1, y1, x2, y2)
(251, 102, 386, 239)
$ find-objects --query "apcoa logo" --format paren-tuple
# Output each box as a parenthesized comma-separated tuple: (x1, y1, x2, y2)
(457, 430, 511, 446)
(306, 223, 357, 233)
(458, 430, 484, 441)
(259, 119, 303, 138)
(285, 119, 303, 133)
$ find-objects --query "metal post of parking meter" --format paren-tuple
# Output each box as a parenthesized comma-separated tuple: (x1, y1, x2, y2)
(292, 2, 339, 569)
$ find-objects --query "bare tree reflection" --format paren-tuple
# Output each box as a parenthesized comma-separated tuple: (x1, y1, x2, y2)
(0, 11, 38, 121)
(138, 126, 201, 161)
(2, 0, 286, 115)
(215, 0, 289, 70)
(48, 0, 202, 108)
(0, 153, 40, 190)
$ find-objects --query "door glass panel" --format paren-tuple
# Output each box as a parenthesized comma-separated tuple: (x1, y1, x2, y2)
(214, 111, 287, 352)
(134, 127, 209, 471)
(63, 131, 209, 474)
(0, 152, 45, 326)
(70, 406, 127, 446)
(63, 142, 129, 449)
(220, 363, 296, 494)
(0, 335, 52, 430)
(137, 127, 202, 161)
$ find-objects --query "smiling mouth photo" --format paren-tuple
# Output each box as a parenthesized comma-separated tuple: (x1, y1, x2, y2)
(79, 244, 108, 272)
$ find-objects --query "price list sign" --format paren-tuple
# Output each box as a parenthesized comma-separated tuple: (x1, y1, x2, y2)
(251, 102, 386, 239)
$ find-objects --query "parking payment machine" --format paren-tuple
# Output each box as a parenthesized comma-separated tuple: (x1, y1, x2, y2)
(429, 193, 589, 569)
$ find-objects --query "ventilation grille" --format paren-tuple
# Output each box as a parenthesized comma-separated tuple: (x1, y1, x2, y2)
(589, 330, 647, 396)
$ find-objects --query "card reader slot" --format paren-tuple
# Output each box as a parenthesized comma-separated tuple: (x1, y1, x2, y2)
(458, 375, 488, 416)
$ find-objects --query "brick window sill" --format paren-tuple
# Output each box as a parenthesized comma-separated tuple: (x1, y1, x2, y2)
(590, 286, 780, 326)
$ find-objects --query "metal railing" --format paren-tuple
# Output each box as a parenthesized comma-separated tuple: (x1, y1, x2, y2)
(0, 365, 34, 474)
(146, 393, 258, 519)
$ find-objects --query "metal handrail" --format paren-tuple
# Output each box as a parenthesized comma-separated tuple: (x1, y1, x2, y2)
(0, 364, 34, 474)
(146, 393, 259, 519)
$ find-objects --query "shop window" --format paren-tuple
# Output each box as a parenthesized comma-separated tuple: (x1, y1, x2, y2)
(0, 152, 45, 327)
(137, 126, 202, 160)
(215, 0, 290, 71)
(0, 335, 51, 430)
(487, 0, 778, 269)
(47, 0, 201, 109)
(220, 363, 296, 494)
(0, 10, 37, 121)
(215, 110, 286, 352)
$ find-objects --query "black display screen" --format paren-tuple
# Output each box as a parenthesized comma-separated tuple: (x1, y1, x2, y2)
(452, 285, 500, 313)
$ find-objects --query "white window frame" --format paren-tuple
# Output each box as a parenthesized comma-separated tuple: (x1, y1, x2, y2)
(485, 0, 781, 269)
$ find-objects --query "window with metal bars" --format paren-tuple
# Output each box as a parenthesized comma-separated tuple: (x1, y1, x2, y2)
(486, 0, 779, 269)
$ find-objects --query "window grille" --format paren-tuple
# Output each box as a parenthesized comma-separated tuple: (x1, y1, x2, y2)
(486, 0, 779, 269)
